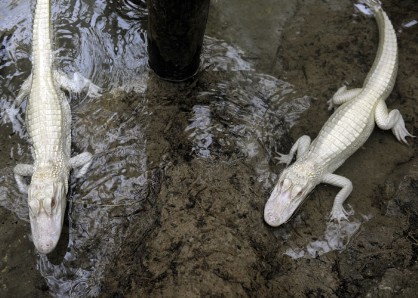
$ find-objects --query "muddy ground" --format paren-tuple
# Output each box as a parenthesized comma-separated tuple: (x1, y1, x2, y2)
(101, 1, 418, 297)
(1, 0, 417, 297)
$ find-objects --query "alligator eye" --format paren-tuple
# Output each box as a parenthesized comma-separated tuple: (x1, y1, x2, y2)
(282, 179, 291, 191)
(51, 197, 56, 209)
(293, 185, 303, 197)
(28, 199, 39, 216)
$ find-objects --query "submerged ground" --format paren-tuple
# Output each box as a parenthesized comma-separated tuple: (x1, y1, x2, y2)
(0, 0, 417, 297)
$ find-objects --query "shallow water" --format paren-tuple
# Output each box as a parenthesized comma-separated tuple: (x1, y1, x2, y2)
(1, 1, 150, 295)
(0, 0, 308, 295)
(1, 0, 417, 297)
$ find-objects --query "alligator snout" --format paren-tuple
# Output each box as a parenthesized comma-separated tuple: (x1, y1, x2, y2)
(264, 187, 294, 227)
(35, 239, 56, 254)
(30, 208, 64, 254)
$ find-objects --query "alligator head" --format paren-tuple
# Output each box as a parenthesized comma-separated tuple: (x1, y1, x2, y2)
(28, 175, 68, 254)
(264, 160, 321, 227)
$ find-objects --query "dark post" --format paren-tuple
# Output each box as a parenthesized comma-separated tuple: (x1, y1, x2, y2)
(147, 0, 210, 81)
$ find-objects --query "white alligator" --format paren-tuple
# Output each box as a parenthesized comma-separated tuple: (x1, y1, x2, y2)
(13, 0, 100, 253)
(264, 0, 414, 227)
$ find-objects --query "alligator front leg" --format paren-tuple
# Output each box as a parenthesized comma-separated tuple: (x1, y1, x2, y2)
(322, 173, 353, 222)
(70, 152, 93, 178)
(327, 85, 362, 110)
(276, 135, 311, 166)
(54, 71, 102, 98)
(13, 164, 34, 194)
(374, 99, 415, 144)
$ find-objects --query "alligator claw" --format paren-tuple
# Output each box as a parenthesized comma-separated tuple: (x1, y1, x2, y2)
(327, 98, 335, 111)
(392, 121, 415, 144)
(55, 71, 102, 98)
(87, 82, 102, 98)
(329, 205, 351, 223)
(275, 153, 293, 166)
(13, 163, 34, 194)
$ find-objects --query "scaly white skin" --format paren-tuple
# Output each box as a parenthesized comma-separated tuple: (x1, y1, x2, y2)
(13, 0, 98, 254)
(264, 0, 414, 227)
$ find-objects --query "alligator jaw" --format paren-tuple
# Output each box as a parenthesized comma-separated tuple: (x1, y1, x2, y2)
(30, 208, 65, 254)
(264, 184, 304, 227)
(28, 178, 67, 254)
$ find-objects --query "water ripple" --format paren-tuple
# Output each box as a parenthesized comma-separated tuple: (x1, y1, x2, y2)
(0, 0, 312, 296)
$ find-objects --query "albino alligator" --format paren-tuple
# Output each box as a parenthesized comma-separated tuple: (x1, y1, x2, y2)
(264, 0, 414, 227)
(13, 0, 99, 253)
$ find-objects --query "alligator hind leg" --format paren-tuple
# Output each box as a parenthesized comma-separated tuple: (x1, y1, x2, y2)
(276, 135, 311, 166)
(327, 86, 362, 110)
(70, 152, 93, 178)
(322, 173, 353, 222)
(375, 99, 415, 144)
(13, 164, 34, 194)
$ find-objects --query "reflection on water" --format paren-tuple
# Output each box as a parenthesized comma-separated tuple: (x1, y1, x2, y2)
(1, 0, 314, 296)
(186, 70, 311, 187)
(186, 105, 212, 157)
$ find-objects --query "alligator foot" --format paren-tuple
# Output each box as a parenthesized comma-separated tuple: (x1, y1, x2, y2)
(393, 120, 415, 144)
(275, 153, 293, 166)
(329, 205, 350, 223)
(275, 135, 311, 166)
(70, 152, 93, 178)
(328, 85, 362, 110)
(375, 99, 415, 144)
(13, 164, 34, 194)
(55, 71, 102, 98)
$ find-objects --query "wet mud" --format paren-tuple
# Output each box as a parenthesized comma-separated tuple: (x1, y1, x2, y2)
(1, 0, 417, 297)
(102, 1, 417, 297)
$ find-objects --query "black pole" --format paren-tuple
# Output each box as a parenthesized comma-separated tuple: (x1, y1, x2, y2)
(147, 0, 210, 81)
